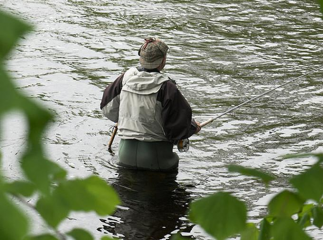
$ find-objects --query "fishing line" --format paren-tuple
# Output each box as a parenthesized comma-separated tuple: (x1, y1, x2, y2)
(200, 69, 320, 128)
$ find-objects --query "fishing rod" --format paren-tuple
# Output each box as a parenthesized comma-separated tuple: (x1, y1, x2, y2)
(200, 70, 316, 128)
(109, 69, 318, 153)
(177, 69, 318, 152)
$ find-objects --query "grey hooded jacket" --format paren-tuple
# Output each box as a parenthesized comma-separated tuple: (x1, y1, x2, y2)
(100, 67, 198, 143)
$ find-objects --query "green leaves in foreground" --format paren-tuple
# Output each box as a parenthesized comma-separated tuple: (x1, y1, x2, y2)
(26, 234, 58, 240)
(318, 0, 323, 18)
(0, 9, 31, 240)
(36, 176, 120, 228)
(268, 190, 304, 218)
(290, 163, 323, 203)
(189, 192, 247, 240)
(0, 9, 121, 240)
(271, 218, 312, 240)
(228, 165, 275, 185)
(0, 188, 28, 240)
(0, 9, 32, 61)
(0, 10, 32, 114)
(5, 180, 36, 197)
(240, 223, 259, 240)
(67, 228, 94, 240)
(312, 206, 323, 228)
(186, 157, 323, 240)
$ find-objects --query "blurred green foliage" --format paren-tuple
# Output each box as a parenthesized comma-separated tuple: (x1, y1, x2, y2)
(318, 0, 323, 17)
(1, 1, 323, 239)
(174, 154, 323, 240)
(0, 9, 119, 240)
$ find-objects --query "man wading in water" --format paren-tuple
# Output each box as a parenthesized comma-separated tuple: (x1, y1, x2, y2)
(100, 37, 201, 171)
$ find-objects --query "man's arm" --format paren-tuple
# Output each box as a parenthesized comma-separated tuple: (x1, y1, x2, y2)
(100, 73, 124, 122)
(157, 80, 198, 142)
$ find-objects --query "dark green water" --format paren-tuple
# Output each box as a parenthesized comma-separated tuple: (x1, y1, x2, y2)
(2, 0, 323, 239)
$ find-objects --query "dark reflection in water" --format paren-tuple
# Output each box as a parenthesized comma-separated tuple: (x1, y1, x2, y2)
(98, 168, 194, 240)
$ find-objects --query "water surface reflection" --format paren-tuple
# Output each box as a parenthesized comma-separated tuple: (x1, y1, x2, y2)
(2, 0, 323, 239)
(99, 168, 193, 239)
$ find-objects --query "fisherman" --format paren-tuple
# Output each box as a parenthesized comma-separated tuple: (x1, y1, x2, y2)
(100, 37, 201, 171)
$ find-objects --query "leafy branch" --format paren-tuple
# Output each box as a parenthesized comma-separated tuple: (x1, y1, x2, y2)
(173, 154, 323, 240)
(0, 9, 119, 240)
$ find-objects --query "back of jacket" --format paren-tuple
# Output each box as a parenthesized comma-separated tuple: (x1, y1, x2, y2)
(101, 67, 198, 142)
(118, 67, 169, 141)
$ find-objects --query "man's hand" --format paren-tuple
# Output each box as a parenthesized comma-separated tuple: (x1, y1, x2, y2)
(195, 121, 201, 134)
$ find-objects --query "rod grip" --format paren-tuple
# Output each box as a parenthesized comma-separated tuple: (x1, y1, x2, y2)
(200, 118, 213, 128)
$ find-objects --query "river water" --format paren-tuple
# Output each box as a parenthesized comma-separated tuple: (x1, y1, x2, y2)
(1, 0, 323, 239)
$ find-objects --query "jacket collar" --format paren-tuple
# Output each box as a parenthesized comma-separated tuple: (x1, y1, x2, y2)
(137, 66, 160, 73)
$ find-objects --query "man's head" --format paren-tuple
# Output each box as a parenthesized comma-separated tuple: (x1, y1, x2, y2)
(138, 37, 169, 70)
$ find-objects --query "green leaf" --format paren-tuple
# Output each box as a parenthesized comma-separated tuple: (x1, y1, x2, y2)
(0, 10, 30, 240)
(170, 234, 191, 240)
(283, 153, 323, 164)
(318, 0, 323, 18)
(268, 190, 304, 217)
(290, 164, 323, 203)
(240, 223, 259, 240)
(0, 192, 28, 240)
(21, 151, 66, 195)
(258, 218, 271, 240)
(227, 165, 275, 185)
(67, 228, 94, 240)
(313, 153, 323, 163)
(35, 194, 69, 228)
(297, 204, 314, 228)
(299, 203, 314, 215)
(17, 92, 58, 196)
(0, 66, 21, 115)
(298, 213, 311, 228)
(0, 9, 32, 61)
(312, 206, 323, 228)
(189, 192, 247, 240)
(5, 180, 35, 197)
(271, 218, 312, 240)
(56, 176, 120, 215)
(26, 234, 58, 240)
(101, 236, 115, 240)
(23, 98, 53, 146)
(36, 176, 119, 228)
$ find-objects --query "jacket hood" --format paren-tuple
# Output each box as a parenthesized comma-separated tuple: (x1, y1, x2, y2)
(122, 67, 169, 95)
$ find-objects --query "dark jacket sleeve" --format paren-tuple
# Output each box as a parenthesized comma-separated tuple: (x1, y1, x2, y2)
(157, 80, 198, 142)
(100, 73, 124, 110)
(100, 74, 124, 122)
